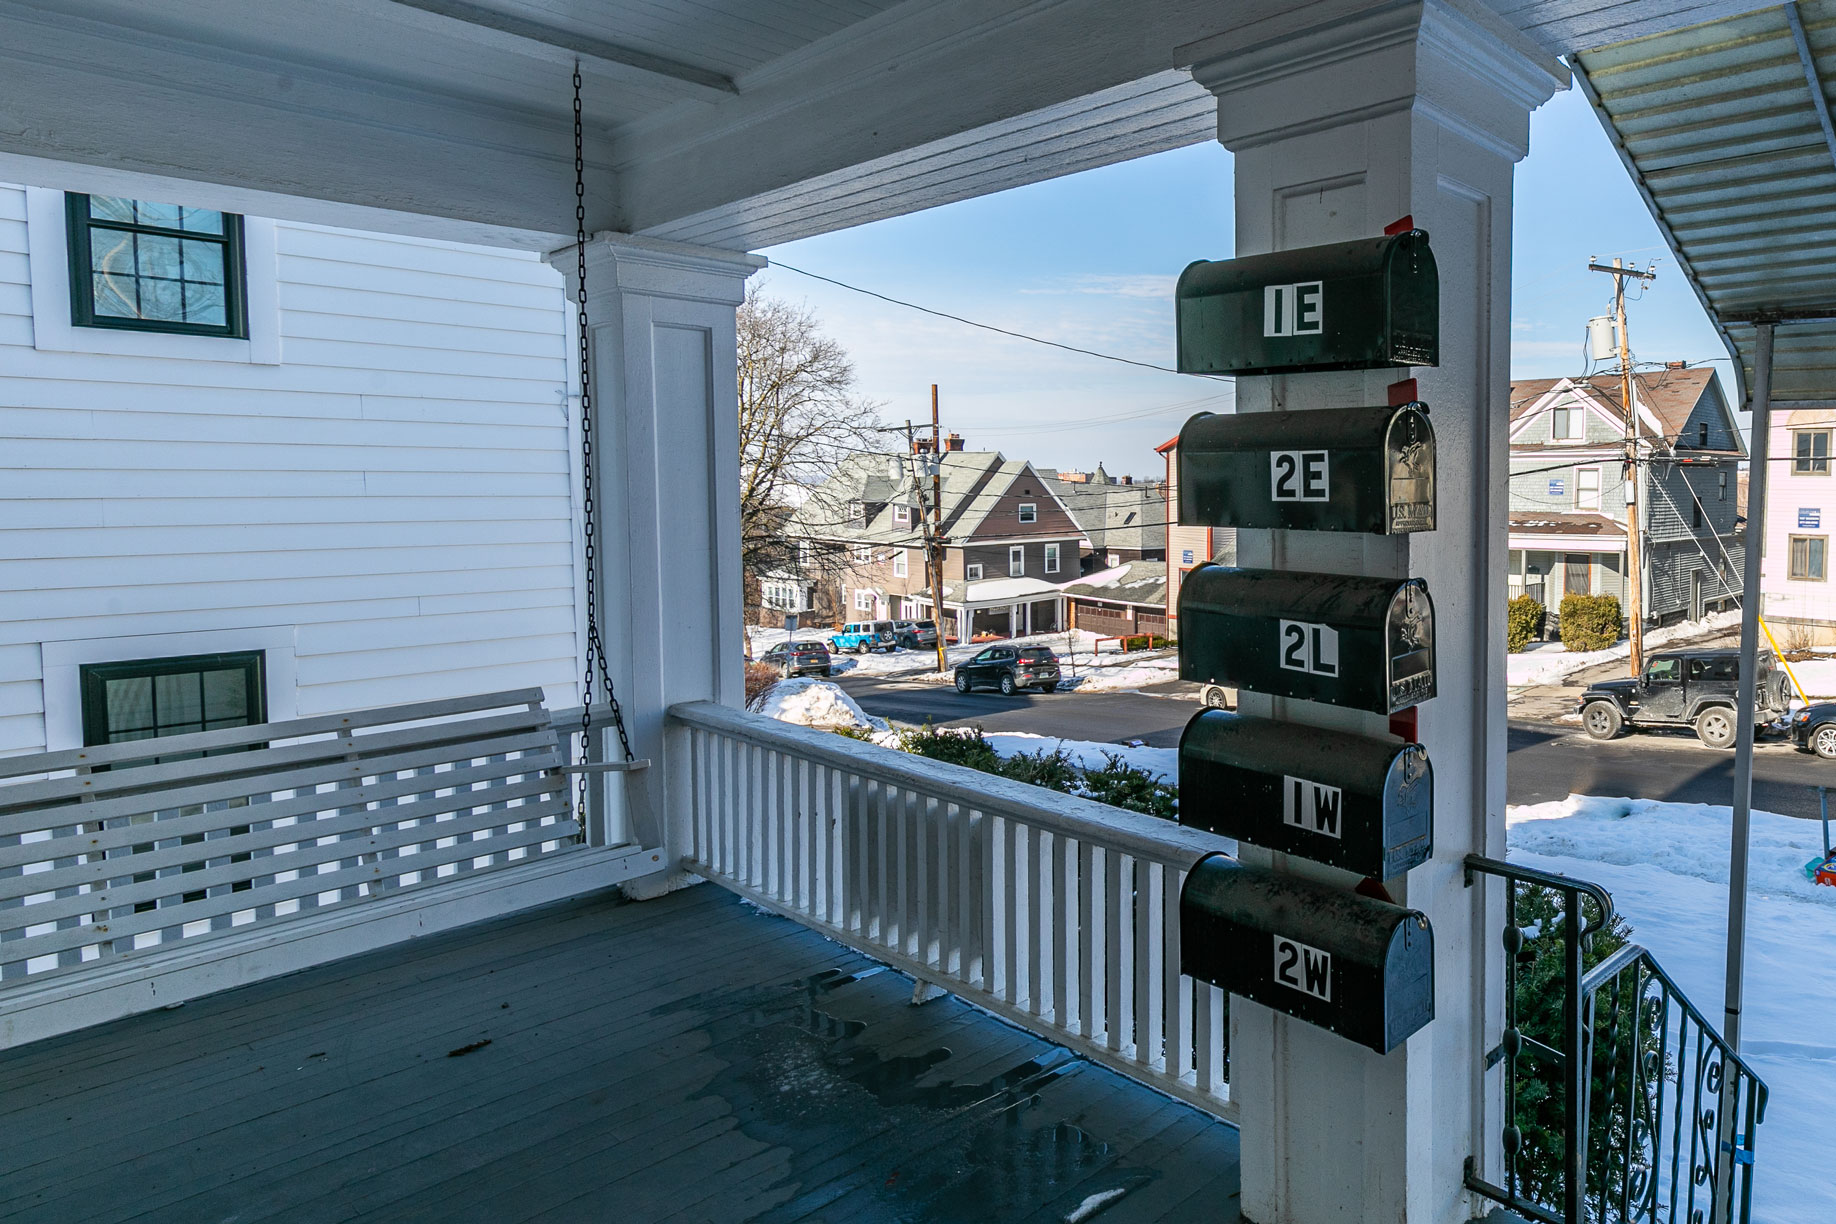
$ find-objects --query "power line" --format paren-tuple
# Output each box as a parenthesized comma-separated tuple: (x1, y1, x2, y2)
(769, 260, 1225, 382)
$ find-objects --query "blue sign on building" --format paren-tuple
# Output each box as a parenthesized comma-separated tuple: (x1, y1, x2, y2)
(1548, 478, 1565, 496)
(1801, 508, 1822, 529)
(1182, 549, 1195, 565)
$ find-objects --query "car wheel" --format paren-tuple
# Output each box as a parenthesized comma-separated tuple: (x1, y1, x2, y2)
(955, 672, 971, 693)
(1040, 683, 1058, 693)
(823, 667, 834, 678)
(1202, 685, 1230, 710)
(1695, 707, 1736, 750)
(779, 664, 792, 679)
(1815, 724, 1836, 760)
(1581, 701, 1623, 741)
(999, 674, 1017, 696)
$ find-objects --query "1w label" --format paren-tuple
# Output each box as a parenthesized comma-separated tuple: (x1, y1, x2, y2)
(1270, 450, 1330, 501)
(1263, 282, 1324, 337)
(1282, 776, 1343, 839)
(1273, 935, 1332, 1002)
(1278, 621, 1339, 676)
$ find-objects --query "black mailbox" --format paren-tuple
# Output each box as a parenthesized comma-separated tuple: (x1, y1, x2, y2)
(1179, 711, 1432, 877)
(1180, 853, 1433, 1053)
(1178, 564, 1434, 714)
(1176, 404, 1435, 535)
(1176, 231, 1438, 376)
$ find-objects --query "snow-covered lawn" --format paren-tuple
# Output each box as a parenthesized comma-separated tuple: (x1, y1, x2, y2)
(1509, 796, 1834, 1224)
(1506, 610, 1740, 687)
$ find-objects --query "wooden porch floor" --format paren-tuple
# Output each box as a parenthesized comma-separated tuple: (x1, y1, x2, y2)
(0, 882, 1241, 1223)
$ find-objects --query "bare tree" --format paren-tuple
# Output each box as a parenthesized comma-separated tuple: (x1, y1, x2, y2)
(737, 291, 884, 590)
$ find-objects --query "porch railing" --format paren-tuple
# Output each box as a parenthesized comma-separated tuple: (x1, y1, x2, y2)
(669, 700, 1235, 1119)
(1463, 855, 1769, 1224)
(0, 689, 576, 985)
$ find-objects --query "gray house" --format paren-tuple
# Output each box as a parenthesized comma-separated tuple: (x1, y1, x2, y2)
(1040, 468, 1168, 573)
(1507, 368, 1744, 624)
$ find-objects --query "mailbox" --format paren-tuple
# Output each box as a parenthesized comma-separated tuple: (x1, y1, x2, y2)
(1178, 564, 1435, 714)
(1176, 404, 1435, 535)
(1178, 711, 1432, 877)
(1179, 853, 1433, 1053)
(1176, 231, 1438, 376)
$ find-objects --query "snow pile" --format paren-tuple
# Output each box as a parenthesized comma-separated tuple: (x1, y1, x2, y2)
(748, 678, 888, 733)
(1782, 655, 1836, 699)
(1508, 795, 1836, 1222)
(979, 731, 1178, 782)
(1506, 609, 1740, 687)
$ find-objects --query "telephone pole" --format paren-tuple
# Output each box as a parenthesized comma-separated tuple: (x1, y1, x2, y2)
(930, 385, 948, 674)
(1589, 256, 1657, 676)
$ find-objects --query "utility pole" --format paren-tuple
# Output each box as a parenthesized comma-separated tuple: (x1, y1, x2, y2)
(1589, 256, 1657, 676)
(930, 384, 948, 674)
(900, 413, 950, 675)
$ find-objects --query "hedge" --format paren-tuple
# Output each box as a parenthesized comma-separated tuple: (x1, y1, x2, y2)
(1507, 596, 1546, 653)
(1558, 594, 1622, 653)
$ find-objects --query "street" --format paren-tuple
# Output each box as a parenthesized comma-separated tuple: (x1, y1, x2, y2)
(839, 676, 1836, 821)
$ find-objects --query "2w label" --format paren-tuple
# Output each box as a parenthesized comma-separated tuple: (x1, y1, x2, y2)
(1273, 935, 1333, 1002)
(1270, 450, 1330, 501)
(1282, 776, 1343, 839)
(1278, 620, 1339, 677)
(1263, 282, 1324, 337)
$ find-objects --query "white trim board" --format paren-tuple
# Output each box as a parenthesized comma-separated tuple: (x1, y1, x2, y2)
(40, 625, 299, 752)
(22, 185, 281, 365)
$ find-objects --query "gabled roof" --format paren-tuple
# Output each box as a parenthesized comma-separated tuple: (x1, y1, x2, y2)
(1508, 369, 1742, 456)
(786, 449, 1077, 547)
(1507, 512, 1627, 539)
(1040, 475, 1167, 553)
(1058, 560, 1168, 609)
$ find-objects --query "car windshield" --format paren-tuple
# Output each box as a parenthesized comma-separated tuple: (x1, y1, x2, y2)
(793, 644, 826, 655)
(1018, 648, 1055, 662)
(914, 621, 935, 630)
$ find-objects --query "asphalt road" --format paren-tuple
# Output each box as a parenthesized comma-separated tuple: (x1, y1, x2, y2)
(839, 676, 1836, 821)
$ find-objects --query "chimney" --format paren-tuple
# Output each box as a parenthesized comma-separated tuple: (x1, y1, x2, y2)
(1121, 475, 1133, 485)
(913, 436, 936, 454)
(1665, 360, 1688, 370)
(945, 432, 965, 452)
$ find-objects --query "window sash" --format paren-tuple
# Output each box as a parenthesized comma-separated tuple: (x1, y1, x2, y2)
(1795, 431, 1830, 475)
(1018, 503, 1037, 523)
(1009, 546, 1024, 577)
(1044, 544, 1060, 573)
(1789, 535, 1827, 580)
(1576, 467, 1601, 510)
(66, 193, 248, 338)
(893, 551, 908, 577)
(79, 652, 266, 749)
(965, 564, 983, 580)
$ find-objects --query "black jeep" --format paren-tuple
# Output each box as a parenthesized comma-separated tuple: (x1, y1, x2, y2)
(1577, 648, 1791, 749)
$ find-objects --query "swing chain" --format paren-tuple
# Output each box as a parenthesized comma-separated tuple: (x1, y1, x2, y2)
(574, 62, 635, 838)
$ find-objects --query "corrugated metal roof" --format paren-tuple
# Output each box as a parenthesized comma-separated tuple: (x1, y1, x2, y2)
(1575, 1, 1836, 403)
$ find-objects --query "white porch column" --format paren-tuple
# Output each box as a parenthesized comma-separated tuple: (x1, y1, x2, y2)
(1183, 5, 1563, 1222)
(548, 234, 763, 867)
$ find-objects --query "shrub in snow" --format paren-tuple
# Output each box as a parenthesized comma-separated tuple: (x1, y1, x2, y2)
(897, 722, 1003, 772)
(998, 747, 1080, 793)
(1558, 594, 1621, 653)
(744, 662, 780, 706)
(1507, 596, 1545, 653)
(1080, 753, 1178, 821)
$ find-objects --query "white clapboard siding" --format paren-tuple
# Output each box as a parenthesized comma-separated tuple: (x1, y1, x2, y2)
(0, 184, 581, 754)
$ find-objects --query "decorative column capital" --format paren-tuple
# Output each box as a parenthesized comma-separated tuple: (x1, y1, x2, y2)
(1178, 0, 1567, 160)
(545, 232, 765, 309)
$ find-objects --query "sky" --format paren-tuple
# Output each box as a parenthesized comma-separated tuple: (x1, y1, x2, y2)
(759, 82, 1732, 478)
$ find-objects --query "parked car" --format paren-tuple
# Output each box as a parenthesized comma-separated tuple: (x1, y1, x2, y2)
(893, 619, 939, 649)
(1200, 683, 1234, 710)
(1792, 703, 1836, 759)
(1578, 649, 1791, 748)
(829, 621, 896, 653)
(758, 640, 833, 678)
(954, 645, 1060, 695)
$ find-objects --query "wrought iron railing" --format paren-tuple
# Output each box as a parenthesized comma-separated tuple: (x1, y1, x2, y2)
(1463, 855, 1769, 1224)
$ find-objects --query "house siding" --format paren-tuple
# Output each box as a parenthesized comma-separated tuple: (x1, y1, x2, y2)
(0, 185, 579, 754)
(1760, 409, 1836, 641)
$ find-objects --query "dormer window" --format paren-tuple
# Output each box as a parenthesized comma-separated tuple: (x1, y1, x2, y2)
(1551, 404, 1586, 442)
(893, 505, 911, 525)
(1698, 422, 1709, 448)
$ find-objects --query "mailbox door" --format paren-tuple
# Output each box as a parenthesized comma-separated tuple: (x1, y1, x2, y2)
(1384, 585, 1436, 710)
(1384, 408, 1436, 533)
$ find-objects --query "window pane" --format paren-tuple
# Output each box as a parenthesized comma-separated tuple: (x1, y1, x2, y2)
(202, 668, 249, 722)
(175, 206, 225, 235)
(1813, 539, 1828, 579)
(134, 232, 182, 283)
(105, 676, 153, 734)
(155, 671, 203, 729)
(180, 239, 226, 285)
(88, 195, 138, 224)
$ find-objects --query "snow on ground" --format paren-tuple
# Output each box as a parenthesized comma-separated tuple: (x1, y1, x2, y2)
(746, 678, 888, 733)
(1506, 610, 1741, 687)
(1508, 795, 1835, 1223)
(1781, 655, 1836, 699)
(978, 731, 1179, 782)
(747, 624, 1185, 692)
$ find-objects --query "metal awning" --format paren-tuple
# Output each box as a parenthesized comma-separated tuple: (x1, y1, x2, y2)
(1575, 1, 1836, 405)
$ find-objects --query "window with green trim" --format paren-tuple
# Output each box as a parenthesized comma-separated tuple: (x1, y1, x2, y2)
(65, 193, 247, 337)
(80, 652, 266, 749)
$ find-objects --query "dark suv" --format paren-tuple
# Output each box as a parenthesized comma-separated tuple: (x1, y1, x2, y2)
(1578, 648, 1790, 748)
(893, 619, 939, 649)
(954, 645, 1060, 695)
(758, 640, 833, 678)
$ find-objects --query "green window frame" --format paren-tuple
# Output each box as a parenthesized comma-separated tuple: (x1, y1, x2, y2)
(80, 652, 267, 749)
(65, 192, 248, 338)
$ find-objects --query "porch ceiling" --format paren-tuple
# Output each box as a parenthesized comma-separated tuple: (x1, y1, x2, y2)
(0, 0, 1773, 252)
(1576, 2, 1836, 405)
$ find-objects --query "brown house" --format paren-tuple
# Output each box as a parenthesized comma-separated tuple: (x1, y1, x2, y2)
(779, 444, 1085, 640)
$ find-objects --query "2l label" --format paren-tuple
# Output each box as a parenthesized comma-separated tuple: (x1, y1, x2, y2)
(1278, 620, 1339, 676)
(1270, 450, 1329, 501)
(1263, 282, 1324, 337)
(1273, 935, 1332, 1002)
(1282, 776, 1343, 838)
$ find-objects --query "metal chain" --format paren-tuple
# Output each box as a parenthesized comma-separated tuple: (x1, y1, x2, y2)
(573, 63, 635, 837)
